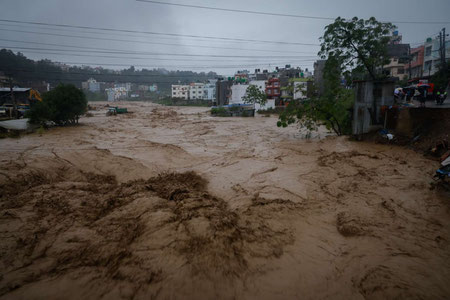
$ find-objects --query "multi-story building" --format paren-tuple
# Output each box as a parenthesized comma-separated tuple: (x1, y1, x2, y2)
(384, 44, 410, 80)
(203, 80, 216, 101)
(423, 36, 450, 77)
(171, 84, 189, 100)
(189, 83, 205, 100)
(230, 84, 248, 105)
(265, 77, 281, 100)
(114, 82, 132, 91)
(408, 46, 424, 79)
(106, 87, 128, 101)
(215, 78, 232, 106)
(82, 78, 101, 93)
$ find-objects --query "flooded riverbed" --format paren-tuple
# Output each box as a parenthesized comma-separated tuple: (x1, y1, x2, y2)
(1, 101, 449, 299)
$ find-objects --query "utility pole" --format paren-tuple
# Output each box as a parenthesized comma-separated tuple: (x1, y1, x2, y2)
(8, 77, 17, 119)
(408, 45, 412, 79)
(443, 27, 446, 66)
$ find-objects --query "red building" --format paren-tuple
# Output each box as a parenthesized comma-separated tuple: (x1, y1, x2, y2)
(265, 78, 281, 99)
(408, 46, 424, 79)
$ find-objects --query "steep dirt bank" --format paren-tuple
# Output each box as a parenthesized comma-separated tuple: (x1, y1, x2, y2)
(0, 102, 449, 299)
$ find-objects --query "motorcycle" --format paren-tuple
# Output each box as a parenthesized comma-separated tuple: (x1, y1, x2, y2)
(436, 92, 448, 105)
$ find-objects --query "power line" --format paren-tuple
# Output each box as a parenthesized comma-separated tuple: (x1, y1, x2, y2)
(0, 27, 318, 54)
(0, 45, 318, 59)
(136, 0, 450, 25)
(0, 19, 321, 46)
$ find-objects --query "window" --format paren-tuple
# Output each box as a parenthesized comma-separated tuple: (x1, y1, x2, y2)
(267, 89, 272, 94)
(397, 68, 404, 74)
(425, 46, 432, 56)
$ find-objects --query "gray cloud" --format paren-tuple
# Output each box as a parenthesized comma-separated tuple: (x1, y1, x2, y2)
(0, 0, 448, 75)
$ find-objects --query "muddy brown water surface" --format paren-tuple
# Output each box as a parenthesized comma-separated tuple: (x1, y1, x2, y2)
(0, 101, 449, 300)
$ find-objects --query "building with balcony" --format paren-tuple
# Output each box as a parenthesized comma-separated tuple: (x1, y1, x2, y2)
(384, 44, 410, 80)
(171, 84, 189, 100)
(265, 78, 281, 104)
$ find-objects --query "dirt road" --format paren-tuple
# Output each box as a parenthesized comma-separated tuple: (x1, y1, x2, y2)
(1, 102, 449, 299)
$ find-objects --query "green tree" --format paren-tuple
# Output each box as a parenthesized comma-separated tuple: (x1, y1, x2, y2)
(319, 17, 396, 80)
(242, 85, 267, 106)
(277, 57, 354, 136)
(432, 63, 450, 91)
(28, 84, 87, 126)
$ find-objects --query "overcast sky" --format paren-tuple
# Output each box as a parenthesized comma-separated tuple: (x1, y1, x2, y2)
(0, 0, 449, 76)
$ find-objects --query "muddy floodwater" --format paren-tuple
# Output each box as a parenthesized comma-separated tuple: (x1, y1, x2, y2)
(1, 101, 449, 300)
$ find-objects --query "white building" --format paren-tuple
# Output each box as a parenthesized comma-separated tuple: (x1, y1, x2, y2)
(293, 81, 308, 100)
(171, 84, 189, 100)
(230, 84, 249, 105)
(106, 87, 128, 101)
(114, 82, 132, 91)
(423, 36, 450, 76)
(82, 78, 100, 93)
(230, 81, 275, 112)
(189, 83, 205, 100)
(203, 83, 216, 101)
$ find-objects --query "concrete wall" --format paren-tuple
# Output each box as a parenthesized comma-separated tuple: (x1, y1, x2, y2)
(353, 81, 374, 135)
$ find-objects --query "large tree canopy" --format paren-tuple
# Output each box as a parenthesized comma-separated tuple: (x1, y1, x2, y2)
(28, 84, 87, 126)
(277, 56, 354, 136)
(318, 17, 396, 80)
(242, 85, 267, 106)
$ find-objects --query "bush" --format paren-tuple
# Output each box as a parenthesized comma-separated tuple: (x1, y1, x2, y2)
(28, 84, 88, 126)
(211, 107, 229, 117)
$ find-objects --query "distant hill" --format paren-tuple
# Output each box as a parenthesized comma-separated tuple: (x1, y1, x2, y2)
(0, 49, 218, 94)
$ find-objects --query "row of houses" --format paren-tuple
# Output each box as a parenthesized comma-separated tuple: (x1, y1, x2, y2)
(383, 31, 450, 81)
(213, 66, 313, 110)
(82, 78, 158, 101)
(171, 80, 217, 101)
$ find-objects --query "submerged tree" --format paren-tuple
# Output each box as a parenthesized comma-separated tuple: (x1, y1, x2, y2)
(319, 17, 396, 80)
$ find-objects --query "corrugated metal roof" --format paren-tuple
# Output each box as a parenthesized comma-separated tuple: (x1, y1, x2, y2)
(0, 88, 31, 92)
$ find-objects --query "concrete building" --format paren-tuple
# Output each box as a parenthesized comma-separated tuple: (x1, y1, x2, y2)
(265, 77, 281, 103)
(114, 82, 132, 91)
(215, 79, 232, 106)
(385, 44, 410, 80)
(171, 84, 189, 100)
(314, 60, 326, 96)
(229, 81, 275, 112)
(82, 78, 100, 93)
(423, 36, 450, 77)
(203, 81, 216, 101)
(292, 78, 308, 100)
(106, 87, 128, 101)
(408, 46, 425, 79)
(189, 83, 205, 100)
(230, 84, 248, 105)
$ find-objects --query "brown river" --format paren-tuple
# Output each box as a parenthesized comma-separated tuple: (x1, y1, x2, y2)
(0, 101, 449, 299)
